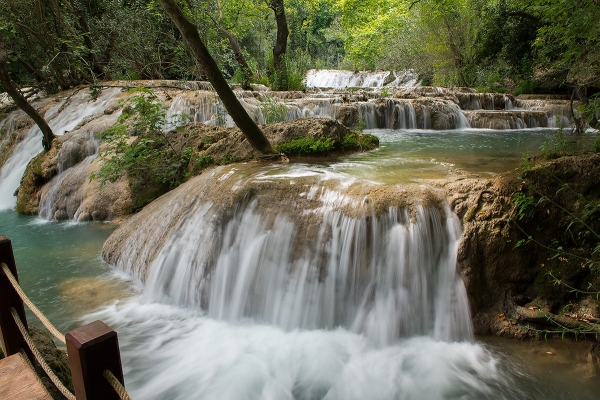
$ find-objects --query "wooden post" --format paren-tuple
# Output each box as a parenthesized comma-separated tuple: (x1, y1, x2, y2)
(0, 235, 31, 359)
(66, 320, 125, 400)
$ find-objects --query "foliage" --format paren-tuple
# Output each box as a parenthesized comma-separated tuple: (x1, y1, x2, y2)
(260, 97, 288, 124)
(341, 132, 378, 151)
(593, 134, 600, 154)
(519, 151, 532, 172)
(356, 115, 366, 133)
(91, 88, 191, 188)
(579, 93, 600, 132)
(512, 191, 536, 220)
(275, 137, 335, 155)
(539, 125, 568, 159)
(191, 153, 213, 174)
(269, 49, 309, 91)
(1, 0, 598, 96)
(219, 153, 235, 165)
(527, 0, 600, 88)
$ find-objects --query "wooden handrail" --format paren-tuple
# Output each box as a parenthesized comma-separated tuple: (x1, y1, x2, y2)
(0, 235, 128, 400)
(0, 235, 31, 361)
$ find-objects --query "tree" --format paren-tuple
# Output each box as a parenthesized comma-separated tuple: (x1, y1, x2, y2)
(0, 35, 55, 151)
(157, 0, 274, 154)
(213, 0, 254, 85)
(525, 0, 600, 89)
(269, 0, 289, 73)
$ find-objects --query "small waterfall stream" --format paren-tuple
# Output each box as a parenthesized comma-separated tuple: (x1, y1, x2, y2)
(305, 69, 419, 88)
(0, 88, 121, 210)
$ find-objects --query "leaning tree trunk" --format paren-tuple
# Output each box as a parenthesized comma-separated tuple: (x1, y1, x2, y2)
(219, 27, 253, 83)
(269, 0, 289, 74)
(157, 0, 274, 154)
(214, 0, 253, 84)
(0, 36, 55, 151)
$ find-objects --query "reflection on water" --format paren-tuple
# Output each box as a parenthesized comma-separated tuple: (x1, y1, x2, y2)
(482, 336, 600, 399)
(251, 128, 585, 185)
(325, 128, 593, 183)
(0, 210, 121, 332)
(58, 277, 135, 316)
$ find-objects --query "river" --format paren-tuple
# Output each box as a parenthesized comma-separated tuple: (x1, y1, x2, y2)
(1, 126, 599, 399)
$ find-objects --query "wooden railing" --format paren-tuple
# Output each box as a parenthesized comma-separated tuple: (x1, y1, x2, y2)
(0, 235, 131, 400)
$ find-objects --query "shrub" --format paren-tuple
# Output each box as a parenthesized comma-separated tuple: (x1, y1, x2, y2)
(91, 88, 191, 188)
(260, 97, 287, 124)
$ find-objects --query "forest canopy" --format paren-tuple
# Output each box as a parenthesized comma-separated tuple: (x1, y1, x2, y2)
(0, 0, 598, 95)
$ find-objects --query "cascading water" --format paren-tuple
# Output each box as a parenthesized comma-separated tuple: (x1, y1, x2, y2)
(155, 76, 573, 131)
(0, 88, 122, 210)
(305, 69, 419, 89)
(95, 167, 543, 399)
(104, 168, 472, 345)
(0, 80, 591, 399)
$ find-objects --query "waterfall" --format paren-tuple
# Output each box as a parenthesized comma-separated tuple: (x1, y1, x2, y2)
(165, 92, 234, 129)
(358, 102, 378, 129)
(0, 88, 121, 210)
(0, 113, 18, 149)
(0, 124, 41, 210)
(105, 170, 472, 345)
(305, 70, 418, 89)
(421, 106, 431, 129)
(406, 102, 417, 129)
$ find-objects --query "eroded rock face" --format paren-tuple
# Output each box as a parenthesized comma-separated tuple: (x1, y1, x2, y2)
(201, 118, 361, 163)
(100, 145, 600, 340)
(16, 110, 373, 221)
(16, 113, 133, 220)
(441, 154, 600, 338)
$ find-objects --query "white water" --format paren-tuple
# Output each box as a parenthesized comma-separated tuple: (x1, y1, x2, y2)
(88, 300, 521, 400)
(160, 77, 571, 131)
(136, 203, 471, 344)
(103, 162, 472, 345)
(305, 69, 419, 89)
(0, 88, 121, 210)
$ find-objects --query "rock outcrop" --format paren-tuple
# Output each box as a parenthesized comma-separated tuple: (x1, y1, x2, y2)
(442, 154, 600, 338)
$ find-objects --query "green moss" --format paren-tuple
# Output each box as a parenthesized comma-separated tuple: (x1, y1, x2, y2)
(132, 195, 158, 212)
(275, 137, 335, 156)
(341, 133, 379, 151)
(15, 152, 49, 215)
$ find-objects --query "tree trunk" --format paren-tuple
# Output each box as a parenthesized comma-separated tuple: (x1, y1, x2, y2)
(443, 18, 468, 87)
(213, 0, 253, 86)
(219, 27, 253, 82)
(269, 0, 289, 73)
(0, 36, 55, 151)
(157, 0, 274, 154)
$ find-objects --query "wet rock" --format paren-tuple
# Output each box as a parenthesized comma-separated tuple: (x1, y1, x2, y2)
(77, 212, 91, 222)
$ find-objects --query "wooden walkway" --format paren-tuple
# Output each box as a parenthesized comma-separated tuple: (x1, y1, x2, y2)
(0, 353, 52, 400)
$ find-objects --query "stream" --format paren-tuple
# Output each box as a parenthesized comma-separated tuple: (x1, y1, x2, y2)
(1, 209, 599, 399)
(1, 127, 599, 399)
(1, 76, 599, 398)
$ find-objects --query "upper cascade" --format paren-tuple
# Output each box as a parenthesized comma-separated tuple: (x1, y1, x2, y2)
(305, 69, 419, 89)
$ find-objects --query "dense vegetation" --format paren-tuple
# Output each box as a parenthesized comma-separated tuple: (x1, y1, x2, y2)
(0, 0, 598, 98)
